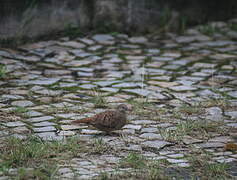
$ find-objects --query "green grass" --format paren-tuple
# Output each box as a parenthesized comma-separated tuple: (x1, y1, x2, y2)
(188, 150, 231, 179)
(177, 104, 204, 115)
(11, 106, 29, 116)
(0, 136, 81, 179)
(119, 153, 146, 169)
(0, 64, 7, 79)
(90, 138, 113, 154)
(198, 24, 221, 36)
(127, 99, 156, 116)
(110, 32, 120, 36)
(90, 90, 107, 108)
(64, 23, 83, 39)
(44, 105, 89, 115)
(159, 120, 225, 142)
(230, 23, 237, 31)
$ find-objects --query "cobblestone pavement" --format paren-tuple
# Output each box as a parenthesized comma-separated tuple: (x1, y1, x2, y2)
(0, 19, 237, 179)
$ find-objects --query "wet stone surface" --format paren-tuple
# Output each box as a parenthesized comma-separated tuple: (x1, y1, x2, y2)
(0, 19, 237, 179)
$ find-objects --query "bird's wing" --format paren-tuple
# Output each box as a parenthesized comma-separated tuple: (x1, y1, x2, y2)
(92, 110, 117, 128)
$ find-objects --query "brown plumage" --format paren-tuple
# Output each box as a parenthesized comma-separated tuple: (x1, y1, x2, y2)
(71, 104, 129, 132)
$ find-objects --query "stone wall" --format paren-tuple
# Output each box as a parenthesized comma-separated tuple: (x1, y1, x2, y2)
(0, 0, 92, 39)
(0, 0, 237, 41)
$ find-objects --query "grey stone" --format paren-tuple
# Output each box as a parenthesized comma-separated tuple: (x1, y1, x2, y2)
(34, 89, 63, 96)
(121, 129, 136, 134)
(167, 158, 188, 164)
(79, 38, 95, 45)
(24, 110, 43, 117)
(204, 40, 235, 47)
(152, 56, 173, 61)
(167, 154, 184, 158)
(139, 133, 162, 140)
(88, 45, 103, 51)
(225, 111, 237, 119)
(146, 49, 160, 54)
(5, 121, 25, 127)
(58, 41, 85, 48)
(129, 36, 147, 44)
(216, 158, 236, 163)
(175, 36, 196, 43)
(197, 89, 221, 98)
(55, 113, 77, 119)
(205, 107, 223, 121)
(182, 136, 203, 145)
(81, 129, 101, 134)
(226, 123, 237, 128)
(209, 136, 234, 143)
(61, 125, 83, 130)
(101, 87, 119, 93)
(169, 85, 197, 91)
(197, 142, 224, 148)
(142, 140, 171, 150)
(37, 132, 62, 141)
(132, 120, 155, 125)
(58, 130, 75, 136)
(141, 127, 158, 133)
(11, 100, 34, 107)
(92, 34, 114, 43)
(2, 94, 24, 100)
(228, 91, 237, 98)
(112, 82, 143, 88)
(80, 84, 96, 89)
(193, 63, 216, 69)
(70, 50, 91, 58)
(29, 78, 60, 85)
(123, 144, 142, 151)
(177, 163, 190, 167)
(28, 116, 54, 123)
(33, 121, 56, 127)
(33, 126, 56, 133)
(94, 81, 120, 87)
(123, 124, 142, 130)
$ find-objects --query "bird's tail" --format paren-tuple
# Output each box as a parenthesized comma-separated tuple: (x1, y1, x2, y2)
(71, 117, 92, 124)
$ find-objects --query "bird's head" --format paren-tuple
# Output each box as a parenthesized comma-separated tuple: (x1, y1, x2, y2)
(117, 104, 130, 113)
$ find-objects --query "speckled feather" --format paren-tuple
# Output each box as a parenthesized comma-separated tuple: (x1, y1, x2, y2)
(72, 104, 128, 132)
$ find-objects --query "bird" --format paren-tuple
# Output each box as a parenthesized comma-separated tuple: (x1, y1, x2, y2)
(71, 104, 129, 133)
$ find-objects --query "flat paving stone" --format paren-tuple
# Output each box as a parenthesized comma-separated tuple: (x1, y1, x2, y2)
(123, 124, 142, 130)
(128, 36, 148, 44)
(58, 41, 85, 48)
(225, 111, 237, 119)
(142, 140, 171, 150)
(2, 94, 24, 100)
(167, 158, 188, 164)
(182, 136, 203, 145)
(33, 121, 56, 127)
(27, 116, 54, 123)
(36, 132, 62, 141)
(24, 110, 43, 117)
(33, 126, 56, 133)
(169, 85, 197, 91)
(5, 121, 25, 127)
(92, 34, 114, 43)
(58, 130, 76, 136)
(11, 100, 34, 107)
(29, 78, 60, 85)
(139, 133, 162, 140)
(61, 125, 83, 131)
(196, 142, 225, 148)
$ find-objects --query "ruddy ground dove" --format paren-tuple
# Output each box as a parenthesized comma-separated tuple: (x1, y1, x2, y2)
(71, 104, 129, 133)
